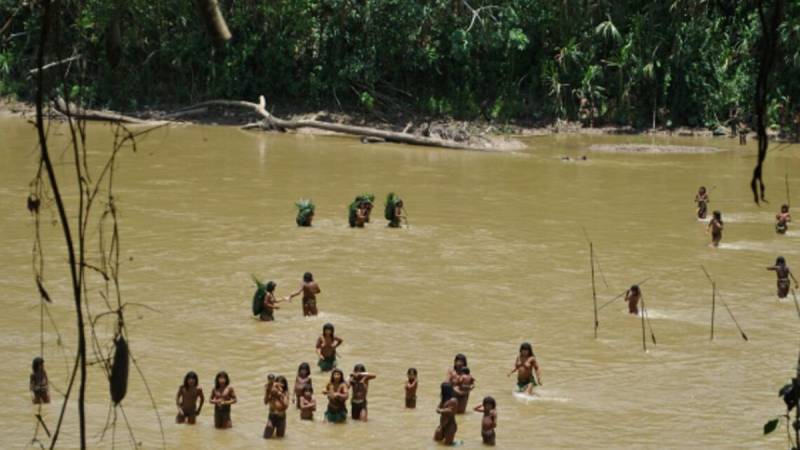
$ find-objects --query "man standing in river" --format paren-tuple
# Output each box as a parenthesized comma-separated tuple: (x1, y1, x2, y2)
(287, 272, 321, 316)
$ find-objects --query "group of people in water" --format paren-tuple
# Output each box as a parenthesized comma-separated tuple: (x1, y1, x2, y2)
(26, 181, 797, 446)
(295, 192, 408, 228)
(694, 185, 792, 247)
(28, 328, 542, 445)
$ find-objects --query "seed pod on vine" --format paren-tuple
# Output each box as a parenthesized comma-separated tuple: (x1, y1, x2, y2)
(109, 334, 129, 404)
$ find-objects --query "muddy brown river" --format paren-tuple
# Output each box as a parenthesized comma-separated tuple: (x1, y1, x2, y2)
(1, 116, 798, 448)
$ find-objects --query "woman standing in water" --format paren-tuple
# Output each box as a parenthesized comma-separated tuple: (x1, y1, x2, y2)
(508, 342, 542, 395)
(706, 210, 723, 247)
(324, 368, 349, 423)
(433, 382, 459, 445)
(287, 272, 321, 316)
(210, 371, 237, 429)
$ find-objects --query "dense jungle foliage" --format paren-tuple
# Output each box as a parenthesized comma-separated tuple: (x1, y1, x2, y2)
(1, 0, 799, 131)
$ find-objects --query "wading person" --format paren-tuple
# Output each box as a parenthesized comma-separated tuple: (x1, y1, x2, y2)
(473, 396, 498, 446)
(260, 281, 282, 321)
(176, 371, 204, 424)
(295, 199, 315, 227)
(625, 285, 642, 315)
(293, 362, 313, 407)
(776, 204, 792, 234)
(30, 357, 49, 404)
(299, 384, 316, 420)
(324, 368, 349, 423)
(433, 382, 459, 445)
(454, 367, 475, 414)
(263, 375, 289, 439)
(210, 371, 237, 429)
(695, 186, 709, 219)
(287, 272, 321, 316)
(706, 210, 723, 247)
(385, 192, 407, 228)
(316, 323, 343, 372)
(767, 256, 799, 299)
(349, 364, 377, 421)
(405, 367, 418, 409)
(507, 342, 542, 395)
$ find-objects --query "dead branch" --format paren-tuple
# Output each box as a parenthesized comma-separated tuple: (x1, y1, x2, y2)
(54, 98, 165, 125)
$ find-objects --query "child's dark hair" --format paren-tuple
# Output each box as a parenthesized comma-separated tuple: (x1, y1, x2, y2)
(440, 382, 455, 404)
(303, 272, 314, 282)
(482, 396, 496, 412)
(330, 368, 344, 384)
(323, 323, 334, 335)
(266, 281, 276, 292)
(298, 362, 311, 377)
(777, 256, 786, 265)
(353, 363, 366, 373)
(407, 367, 417, 376)
(275, 375, 289, 392)
(302, 383, 313, 394)
(453, 353, 468, 368)
(713, 210, 722, 224)
(183, 371, 199, 389)
(630, 285, 640, 294)
(699, 186, 706, 194)
(782, 204, 790, 213)
(214, 371, 230, 390)
(32, 357, 44, 374)
(458, 367, 470, 375)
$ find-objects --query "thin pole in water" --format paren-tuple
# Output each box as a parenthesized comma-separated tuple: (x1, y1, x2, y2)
(710, 282, 716, 341)
(642, 295, 657, 345)
(640, 297, 647, 352)
(590, 242, 598, 339)
(791, 288, 800, 319)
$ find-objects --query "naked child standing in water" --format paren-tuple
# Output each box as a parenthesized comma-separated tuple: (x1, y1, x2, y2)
(767, 256, 799, 299)
(316, 323, 343, 372)
(287, 272, 321, 316)
(706, 210, 723, 247)
(695, 186, 710, 219)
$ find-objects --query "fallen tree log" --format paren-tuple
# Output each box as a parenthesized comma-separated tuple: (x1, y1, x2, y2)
(174, 96, 491, 150)
(53, 97, 165, 125)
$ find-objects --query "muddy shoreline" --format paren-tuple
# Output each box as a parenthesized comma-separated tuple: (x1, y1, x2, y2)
(2, 96, 790, 144)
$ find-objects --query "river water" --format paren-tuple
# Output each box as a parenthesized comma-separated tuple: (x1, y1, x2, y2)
(1, 116, 798, 449)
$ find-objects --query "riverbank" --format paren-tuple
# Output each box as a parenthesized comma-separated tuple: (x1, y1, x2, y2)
(2, 96, 790, 144)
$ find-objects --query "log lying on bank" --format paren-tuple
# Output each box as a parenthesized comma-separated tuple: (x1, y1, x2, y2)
(172, 96, 493, 151)
(53, 97, 166, 125)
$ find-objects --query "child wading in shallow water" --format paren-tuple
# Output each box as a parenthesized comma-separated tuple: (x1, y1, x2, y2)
(508, 342, 542, 395)
(767, 256, 799, 299)
(434, 382, 459, 445)
(405, 367, 418, 408)
(299, 384, 316, 420)
(695, 186, 710, 219)
(625, 285, 642, 315)
(30, 357, 49, 404)
(454, 367, 475, 414)
(349, 364, 377, 421)
(293, 362, 312, 407)
(176, 371, 204, 424)
(316, 323, 343, 372)
(473, 396, 498, 446)
(707, 210, 723, 247)
(210, 371, 237, 429)
(287, 272, 321, 316)
(776, 204, 792, 234)
(324, 368, 349, 423)
(263, 375, 289, 439)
